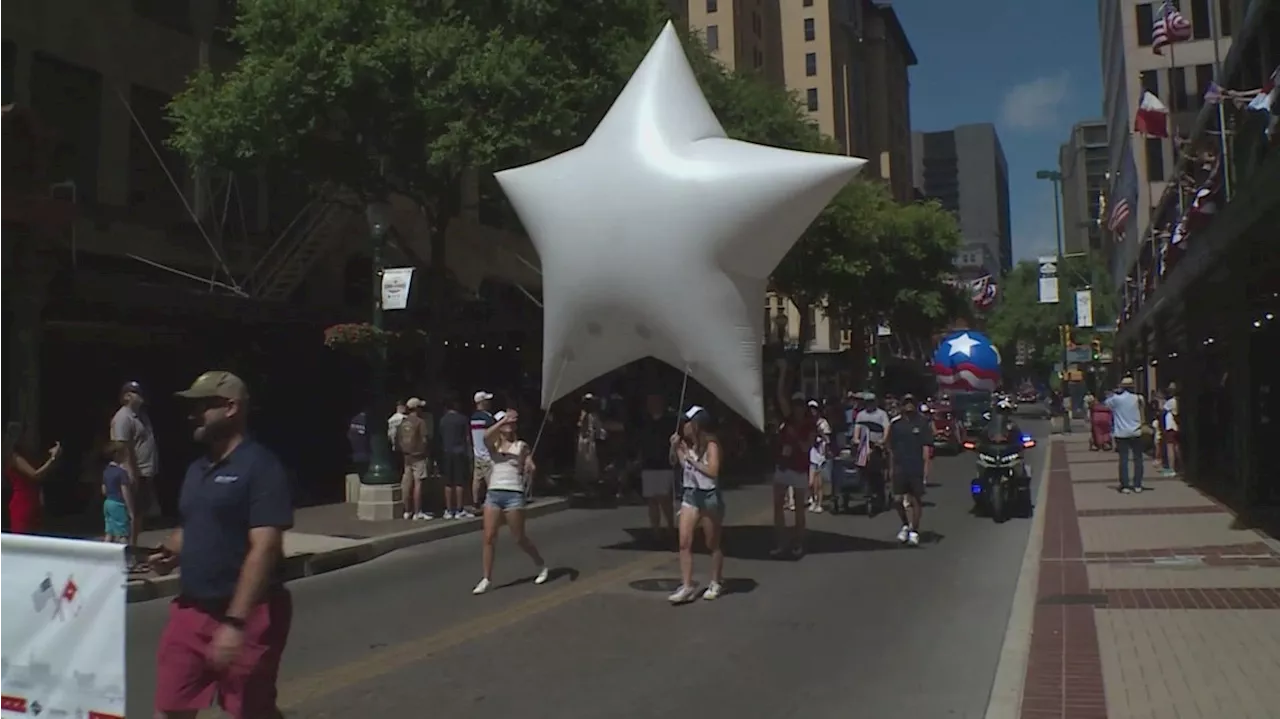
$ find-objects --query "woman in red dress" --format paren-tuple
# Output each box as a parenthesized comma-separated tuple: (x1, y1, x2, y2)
(5, 434, 62, 534)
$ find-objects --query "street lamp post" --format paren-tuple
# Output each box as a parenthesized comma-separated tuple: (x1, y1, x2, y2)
(1035, 170, 1069, 395)
(363, 200, 396, 486)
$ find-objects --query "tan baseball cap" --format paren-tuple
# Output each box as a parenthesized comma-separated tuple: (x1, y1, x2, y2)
(175, 371, 250, 401)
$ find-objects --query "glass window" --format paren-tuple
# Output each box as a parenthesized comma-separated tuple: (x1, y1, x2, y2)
(1190, 0, 1211, 39)
(805, 52, 817, 76)
(1135, 3, 1155, 46)
(1140, 70, 1160, 97)
(806, 87, 819, 111)
(1145, 137, 1165, 182)
(706, 25, 719, 51)
(1220, 0, 1232, 36)
(1195, 63, 1214, 101)
(706, 0, 717, 12)
(804, 0, 814, 6)
(804, 18, 816, 41)
(132, 0, 192, 33)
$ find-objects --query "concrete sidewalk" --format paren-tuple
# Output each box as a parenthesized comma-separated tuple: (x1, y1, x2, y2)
(991, 432, 1280, 719)
(126, 497, 569, 603)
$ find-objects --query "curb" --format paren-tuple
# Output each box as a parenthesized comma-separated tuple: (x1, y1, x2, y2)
(983, 436, 1056, 719)
(125, 497, 571, 604)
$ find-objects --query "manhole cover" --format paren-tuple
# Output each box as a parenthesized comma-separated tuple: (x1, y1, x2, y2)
(629, 578, 684, 592)
(1038, 593, 1109, 606)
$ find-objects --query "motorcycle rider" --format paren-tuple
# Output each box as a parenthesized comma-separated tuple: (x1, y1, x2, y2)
(981, 397, 1030, 482)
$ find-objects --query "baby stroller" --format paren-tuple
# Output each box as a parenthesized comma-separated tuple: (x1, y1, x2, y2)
(1089, 402, 1113, 451)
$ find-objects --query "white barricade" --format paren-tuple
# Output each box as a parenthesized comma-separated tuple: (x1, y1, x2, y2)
(1, 534, 126, 719)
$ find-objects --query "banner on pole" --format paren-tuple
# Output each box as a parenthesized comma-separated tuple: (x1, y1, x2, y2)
(1, 535, 126, 719)
(1075, 289, 1095, 328)
(1037, 256, 1059, 304)
(381, 267, 416, 311)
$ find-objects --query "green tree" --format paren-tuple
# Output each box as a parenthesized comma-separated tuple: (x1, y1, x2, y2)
(168, 0, 666, 297)
(985, 255, 1118, 376)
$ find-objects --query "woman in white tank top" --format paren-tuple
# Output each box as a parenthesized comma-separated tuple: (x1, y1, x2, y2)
(472, 410, 549, 595)
(667, 405, 726, 604)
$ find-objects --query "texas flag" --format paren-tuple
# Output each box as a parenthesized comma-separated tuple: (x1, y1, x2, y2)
(1134, 91, 1170, 138)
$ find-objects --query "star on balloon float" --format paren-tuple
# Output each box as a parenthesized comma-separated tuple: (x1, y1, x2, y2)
(946, 332, 982, 357)
(495, 22, 865, 429)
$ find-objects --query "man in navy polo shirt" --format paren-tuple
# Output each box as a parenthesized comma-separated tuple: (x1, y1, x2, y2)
(149, 371, 294, 719)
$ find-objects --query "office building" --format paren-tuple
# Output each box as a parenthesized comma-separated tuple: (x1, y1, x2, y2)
(1058, 120, 1110, 256)
(1097, 0, 1233, 283)
(911, 124, 1014, 273)
(686, 0, 786, 85)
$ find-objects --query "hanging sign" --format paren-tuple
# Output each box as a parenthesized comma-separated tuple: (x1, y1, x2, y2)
(1037, 256, 1059, 304)
(1075, 289, 1095, 328)
(381, 267, 416, 311)
(1, 535, 127, 719)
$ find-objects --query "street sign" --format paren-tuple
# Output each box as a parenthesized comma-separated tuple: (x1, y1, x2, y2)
(1037, 256, 1059, 304)
(1066, 347, 1092, 364)
(1099, 350, 1114, 363)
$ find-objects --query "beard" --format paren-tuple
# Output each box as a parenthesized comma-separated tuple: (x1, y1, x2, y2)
(193, 413, 236, 444)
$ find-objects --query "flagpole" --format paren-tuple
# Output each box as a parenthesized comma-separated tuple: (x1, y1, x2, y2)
(1208, 0, 1233, 200)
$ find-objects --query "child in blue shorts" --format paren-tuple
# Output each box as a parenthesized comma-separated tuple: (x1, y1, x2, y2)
(102, 441, 135, 547)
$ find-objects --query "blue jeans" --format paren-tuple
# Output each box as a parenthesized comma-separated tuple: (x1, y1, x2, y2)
(1116, 436, 1144, 489)
(484, 489, 526, 512)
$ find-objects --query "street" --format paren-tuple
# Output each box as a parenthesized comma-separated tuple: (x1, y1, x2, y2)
(126, 425, 1048, 719)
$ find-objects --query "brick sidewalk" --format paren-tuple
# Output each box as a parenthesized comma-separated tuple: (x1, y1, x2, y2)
(1020, 434, 1280, 719)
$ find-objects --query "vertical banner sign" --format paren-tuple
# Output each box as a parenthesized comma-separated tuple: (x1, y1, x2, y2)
(381, 267, 416, 311)
(1, 535, 126, 719)
(1037, 256, 1059, 304)
(1075, 289, 1095, 328)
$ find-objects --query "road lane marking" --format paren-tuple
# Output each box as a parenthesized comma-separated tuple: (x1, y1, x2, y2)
(277, 504, 776, 709)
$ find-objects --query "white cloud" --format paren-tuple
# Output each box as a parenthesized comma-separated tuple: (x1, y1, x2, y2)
(1000, 73, 1070, 131)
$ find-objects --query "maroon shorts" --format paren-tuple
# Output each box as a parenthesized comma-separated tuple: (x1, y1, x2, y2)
(154, 589, 292, 717)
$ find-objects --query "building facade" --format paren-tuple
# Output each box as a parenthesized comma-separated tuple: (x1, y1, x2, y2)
(911, 124, 1014, 274)
(1058, 120, 1110, 256)
(687, 0, 786, 85)
(1097, 0, 1234, 285)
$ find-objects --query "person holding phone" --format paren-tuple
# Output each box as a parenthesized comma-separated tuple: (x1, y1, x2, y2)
(4, 425, 61, 535)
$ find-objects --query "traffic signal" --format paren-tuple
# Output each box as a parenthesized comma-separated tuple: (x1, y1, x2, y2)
(1059, 324, 1072, 347)
(1091, 338, 1102, 361)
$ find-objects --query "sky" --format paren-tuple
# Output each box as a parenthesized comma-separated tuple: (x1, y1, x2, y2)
(892, 0, 1104, 265)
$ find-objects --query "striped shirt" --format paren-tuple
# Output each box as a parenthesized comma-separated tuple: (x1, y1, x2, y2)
(470, 410, 495, 460)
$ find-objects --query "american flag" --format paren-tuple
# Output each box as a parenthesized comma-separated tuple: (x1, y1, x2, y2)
(1152, 0, 1192, 56)
(1107, 151, 1138, 240)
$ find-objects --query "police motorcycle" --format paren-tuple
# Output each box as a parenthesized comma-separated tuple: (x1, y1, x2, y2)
(962, 402, 1035, 523)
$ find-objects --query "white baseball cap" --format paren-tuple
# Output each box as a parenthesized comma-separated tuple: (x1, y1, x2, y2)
(473, 390, 494, 403)
(493, 410, 507, 422)
(406, 397, 425, 409)
(806, 399, 819, 408)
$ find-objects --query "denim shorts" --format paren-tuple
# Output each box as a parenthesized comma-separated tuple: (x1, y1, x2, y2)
(681, 487, 725, 515)
(484, 489, 526, 512)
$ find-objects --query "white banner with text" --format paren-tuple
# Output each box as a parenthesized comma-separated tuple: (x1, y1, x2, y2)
(1, 535, 126, 719)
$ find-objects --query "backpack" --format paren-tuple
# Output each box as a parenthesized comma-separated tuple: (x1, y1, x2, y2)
(397, 415, 427, 456)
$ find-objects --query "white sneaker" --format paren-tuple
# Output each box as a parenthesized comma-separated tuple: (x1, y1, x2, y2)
(812, 503, 824, 514)
(702, 581, 723, 601)
(403, 511, 413, 520)
(1133, 487, 1144, 493)
(907, 531, 921, 547)
(472, 577, 491, 595)
(443, 510, 457, 520)
(534, 566, 550, 585)
(413, 512, 433, 520)
(668, 583, 698, 604)
(457, 509, 476, 519)
(896, 525, 910, 543)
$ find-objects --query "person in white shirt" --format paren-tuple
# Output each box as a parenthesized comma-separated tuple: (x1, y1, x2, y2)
(472, 410, 549, 595)
(807, 400, 831, 513)
(1162, 383, 1180, 476)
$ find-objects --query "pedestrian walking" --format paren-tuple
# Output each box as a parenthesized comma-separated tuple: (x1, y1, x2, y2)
(772, 387, 813, 559)
(473, 410, 549, 595)
(668, 405, 726, 603)
(637, 393, 677, 543)
(149, 371, 294, 719)
(1105, 377, 1147, 493)
(886, 394, 931, 546)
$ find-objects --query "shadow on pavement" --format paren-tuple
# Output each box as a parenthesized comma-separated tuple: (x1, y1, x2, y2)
(627, 577, 759, 596)
(494, 566, 580, 590)
(602, 525, 900, 559)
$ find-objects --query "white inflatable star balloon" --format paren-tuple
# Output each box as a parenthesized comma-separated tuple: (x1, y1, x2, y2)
(494, 21, 866, 429)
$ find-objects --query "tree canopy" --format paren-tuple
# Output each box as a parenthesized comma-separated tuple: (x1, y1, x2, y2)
(985, 255, 1119, 374)
(168, 0, 963, 343)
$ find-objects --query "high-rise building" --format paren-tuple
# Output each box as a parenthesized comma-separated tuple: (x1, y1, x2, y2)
(687, 0, 786, 85)
(911, 124, 1014, 274)
(1058, 120, 1110, 256)
(1097, 0, 1233, 284)
(778, 0, 917, 201)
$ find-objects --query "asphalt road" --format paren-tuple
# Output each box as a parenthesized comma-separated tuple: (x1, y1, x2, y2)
(126, 420, 1049, 719)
